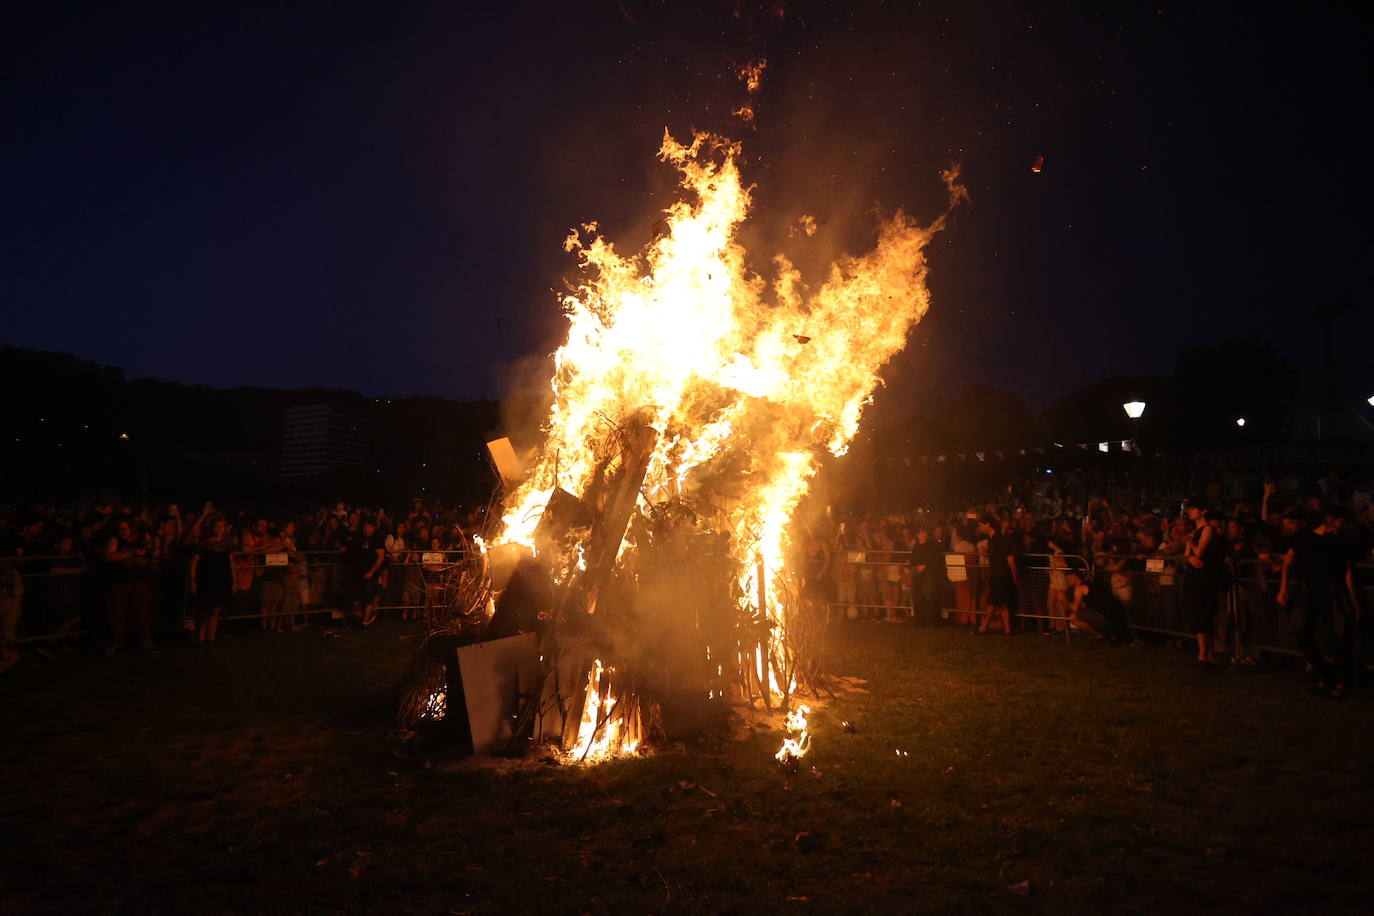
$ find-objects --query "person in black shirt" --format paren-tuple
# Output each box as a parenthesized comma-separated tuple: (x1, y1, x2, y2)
(104, 518, 154, 654)
(347, 519, 387, 627)
(1064, 568, 1133, 643)
(908, 527, 941, 624)
(977, 516, 1020, 635)
(1280, 508, 1360, 698)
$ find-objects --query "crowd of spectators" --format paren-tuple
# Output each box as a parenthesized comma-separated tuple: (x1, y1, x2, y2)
(807, 466, 1374, 699)
(0, 498, 484, 671)
(5, 466, 1373, 696)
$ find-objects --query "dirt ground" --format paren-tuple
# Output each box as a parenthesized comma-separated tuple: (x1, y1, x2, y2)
(2, 621, 1371, 914)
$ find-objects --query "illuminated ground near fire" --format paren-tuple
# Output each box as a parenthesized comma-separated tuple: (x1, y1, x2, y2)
(4, 624, 1370, 913)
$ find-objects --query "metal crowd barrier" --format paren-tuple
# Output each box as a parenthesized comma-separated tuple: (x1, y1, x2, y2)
(825, 549, 1089, 633)
(3, 548, 468, 644)
(223, 549, 468, 621)
(1081, 556, 1372, 659)
(5, 553, 99, 645)
(826, 547, 1370, 660)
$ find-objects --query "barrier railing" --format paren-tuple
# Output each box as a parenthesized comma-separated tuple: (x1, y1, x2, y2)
(825, 550, 1090, 633)
(1076, 556, 1371, 659)
(5, 553, 102, 645)
(825, 548, 1369, 660)
(223, 549, 468, 621)
(3, 547, 469, 644)
(9, 542, 1368, 663)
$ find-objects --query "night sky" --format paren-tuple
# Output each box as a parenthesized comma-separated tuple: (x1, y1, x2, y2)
(4, 0, 1369, 412)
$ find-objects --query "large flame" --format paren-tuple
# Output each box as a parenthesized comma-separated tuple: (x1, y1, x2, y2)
(496, 130, 957, 756)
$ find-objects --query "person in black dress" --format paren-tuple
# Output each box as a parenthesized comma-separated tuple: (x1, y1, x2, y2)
(1181, 500, 1224, 663)
(189, 518, 234, 645)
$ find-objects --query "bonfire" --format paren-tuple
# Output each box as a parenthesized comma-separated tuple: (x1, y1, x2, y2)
(400, 130, 961, 764)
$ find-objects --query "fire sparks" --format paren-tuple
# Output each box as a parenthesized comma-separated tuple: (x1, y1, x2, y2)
(423, 690, 446, 720)
(739, 59, 767, 93)
(495, 129, 960, 760)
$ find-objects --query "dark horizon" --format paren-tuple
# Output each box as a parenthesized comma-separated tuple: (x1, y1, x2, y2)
(4, 1, 1370, 411)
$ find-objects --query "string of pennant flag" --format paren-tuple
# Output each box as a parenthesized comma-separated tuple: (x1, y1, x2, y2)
(879, 439, 1140, 467)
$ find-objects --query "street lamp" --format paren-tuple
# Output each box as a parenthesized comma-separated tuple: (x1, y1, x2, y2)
(1122, 400, 1146, 419)
(1235, 417, 1246, 428)
(1367, 395, 1374, 408)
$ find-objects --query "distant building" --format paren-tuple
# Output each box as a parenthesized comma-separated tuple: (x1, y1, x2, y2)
(280, 403, 370, 478)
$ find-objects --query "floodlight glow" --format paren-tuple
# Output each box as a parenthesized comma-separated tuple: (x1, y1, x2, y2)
(1122, 400, 1146, 419)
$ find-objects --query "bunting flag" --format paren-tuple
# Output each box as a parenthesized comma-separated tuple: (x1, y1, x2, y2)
(1098, 442, 1110, 453)
(957, 453, 967, 462)
(1034, 447, 1045, 454)
(937, 455, 946, 463)
(996, 450, 1006, 460)
(1019, 448, 1027, 456)
(975, 451, 985, 461)
(1077, 443, 1090, 451)
(903, 457, 911, 467)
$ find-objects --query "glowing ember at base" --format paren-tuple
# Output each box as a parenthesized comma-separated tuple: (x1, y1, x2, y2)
(775, 704, 811, 768)
(424, 690, 446, 720)
(568, 659, 642, 763)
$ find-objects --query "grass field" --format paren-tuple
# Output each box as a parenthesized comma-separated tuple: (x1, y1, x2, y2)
(2, 621, 1371, 914)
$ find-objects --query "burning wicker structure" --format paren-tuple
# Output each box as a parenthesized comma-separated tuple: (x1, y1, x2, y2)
(399, 130, 962, 761)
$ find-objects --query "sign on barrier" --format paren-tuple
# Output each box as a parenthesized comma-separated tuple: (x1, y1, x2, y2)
(945, 554, 967, 582)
